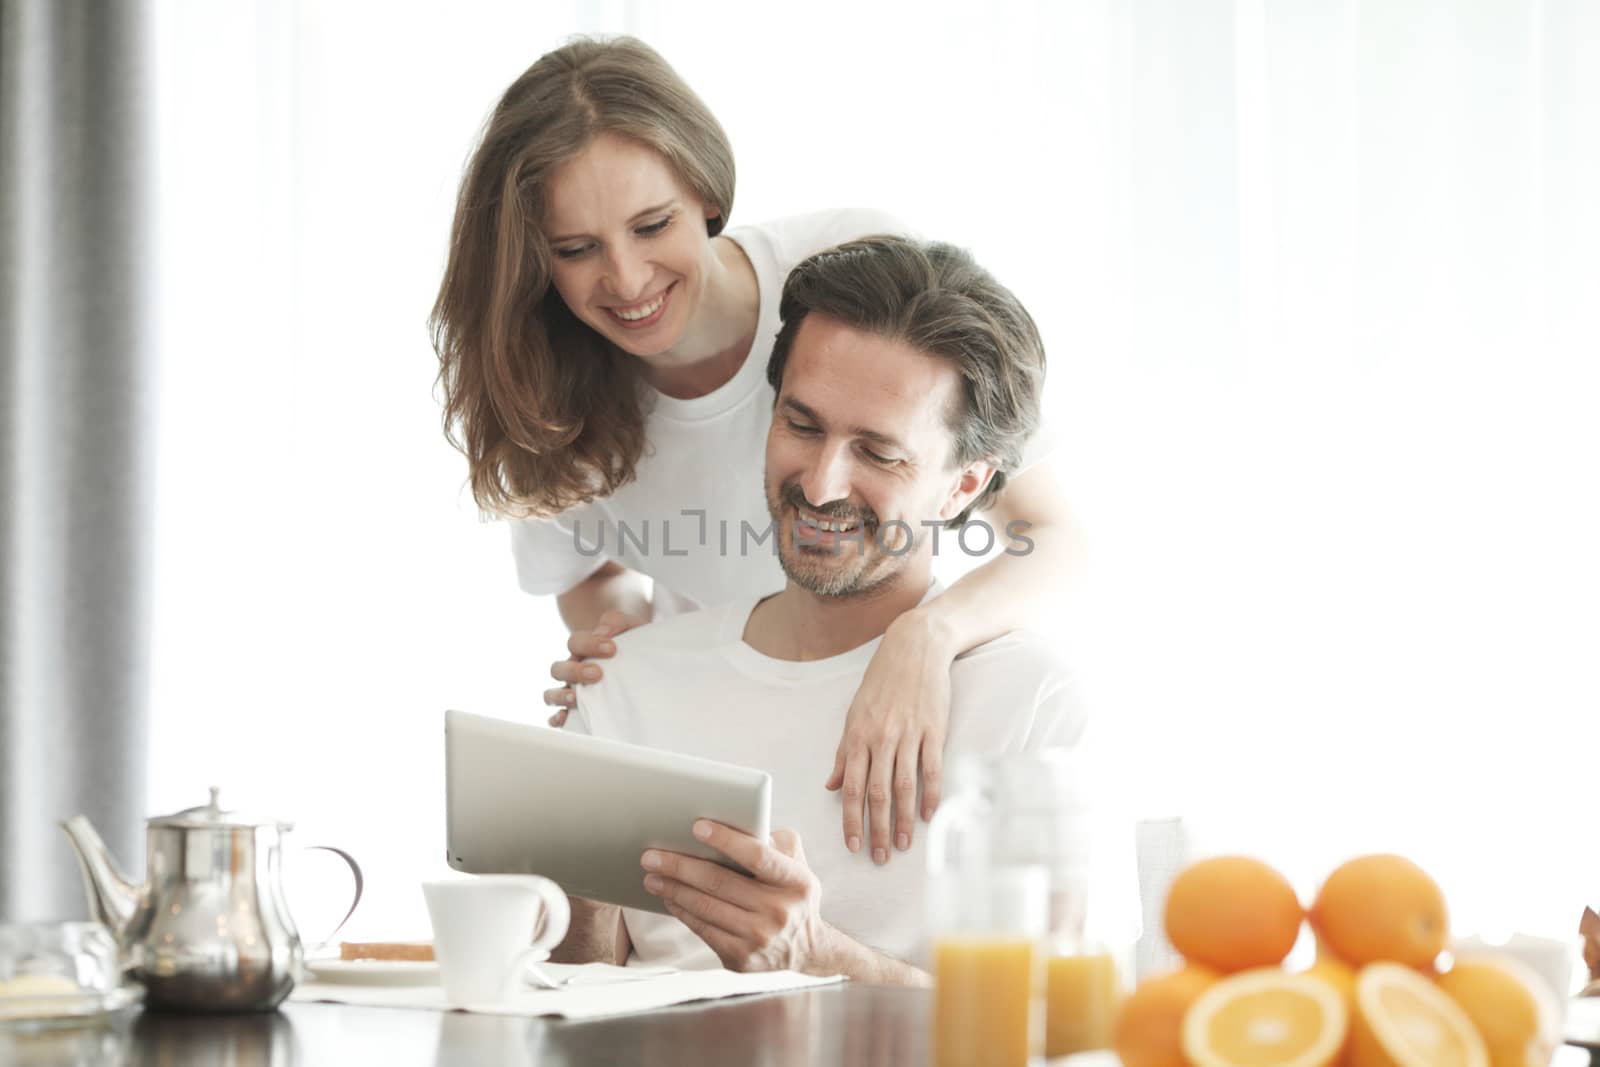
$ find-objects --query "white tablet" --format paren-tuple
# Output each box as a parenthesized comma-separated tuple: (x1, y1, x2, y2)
(443, 710, 772, 915)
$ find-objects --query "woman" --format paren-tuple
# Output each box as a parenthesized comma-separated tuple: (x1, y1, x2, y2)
(431, 37, 1079, 864)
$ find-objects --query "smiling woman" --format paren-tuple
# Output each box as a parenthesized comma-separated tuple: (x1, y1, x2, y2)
(431, 37, 737, 518)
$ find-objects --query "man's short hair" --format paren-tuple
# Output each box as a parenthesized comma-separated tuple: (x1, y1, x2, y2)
(765, 235, 1045, 525)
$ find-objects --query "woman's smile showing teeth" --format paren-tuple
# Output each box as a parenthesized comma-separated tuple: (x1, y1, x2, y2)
(605, 283, 674, 329)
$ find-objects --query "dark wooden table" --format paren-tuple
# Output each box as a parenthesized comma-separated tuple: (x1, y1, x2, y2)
(7, 985, 1598, 1066)
(3, 983, 928, 1066)
(283, 984, 928, 1066)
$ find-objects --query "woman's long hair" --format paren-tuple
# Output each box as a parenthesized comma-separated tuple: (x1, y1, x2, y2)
(431, 37, 735, 517)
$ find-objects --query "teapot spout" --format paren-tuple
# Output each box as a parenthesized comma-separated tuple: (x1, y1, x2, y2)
(59, 815, 142, 943)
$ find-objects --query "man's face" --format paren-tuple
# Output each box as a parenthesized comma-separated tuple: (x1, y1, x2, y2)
(764, 314, 992, 598)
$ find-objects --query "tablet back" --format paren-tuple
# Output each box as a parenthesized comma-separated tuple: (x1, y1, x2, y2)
(444, 710, 772, 915)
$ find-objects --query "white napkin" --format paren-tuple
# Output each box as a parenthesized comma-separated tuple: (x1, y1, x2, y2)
(290, 967, 843, 1020)
(526, 961, 678, 988)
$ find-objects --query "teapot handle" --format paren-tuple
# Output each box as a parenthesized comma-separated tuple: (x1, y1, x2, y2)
(300, 845, 365, 952)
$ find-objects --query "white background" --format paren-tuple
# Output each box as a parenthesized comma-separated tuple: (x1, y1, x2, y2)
(148, 0, 1599, 948)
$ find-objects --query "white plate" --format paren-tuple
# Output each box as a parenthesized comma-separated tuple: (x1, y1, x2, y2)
(0, 983, 143, 1028)
(303, 959, 440, 986)
(1567, 996, 1600, 1049)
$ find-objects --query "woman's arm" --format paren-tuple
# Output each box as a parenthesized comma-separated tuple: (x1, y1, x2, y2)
(555, 560, 652, 633)
(544, 562, 653, 725)
(828, 460, 1084, 860)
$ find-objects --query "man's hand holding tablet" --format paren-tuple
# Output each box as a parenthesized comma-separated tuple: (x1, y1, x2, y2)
(640, 821, 828, 973)
(640, 819, 930, 986)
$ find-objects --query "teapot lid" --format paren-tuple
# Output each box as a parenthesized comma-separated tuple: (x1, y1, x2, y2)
(150, 787, 292, 831)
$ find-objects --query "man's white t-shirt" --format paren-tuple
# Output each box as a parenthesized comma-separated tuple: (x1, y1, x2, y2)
(508, 209, 1057, 617)
(568, 587, 1084, 971)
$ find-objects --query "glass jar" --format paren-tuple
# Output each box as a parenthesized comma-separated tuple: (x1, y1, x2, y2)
(0, 921, 137, 1067)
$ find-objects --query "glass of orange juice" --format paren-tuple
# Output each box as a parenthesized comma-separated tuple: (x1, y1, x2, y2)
(929, 864, 1048, 1067)
(1043, 941, 1126, 1056)
(1039, 808, 1140, 1055)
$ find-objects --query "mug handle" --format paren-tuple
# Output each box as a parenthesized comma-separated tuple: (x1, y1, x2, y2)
(299, 845, 365, 952)
(503, 875, 571, 962)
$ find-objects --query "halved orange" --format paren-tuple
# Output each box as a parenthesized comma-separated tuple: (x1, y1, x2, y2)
(1182, 969, 1348, 1067)
(1350, 962, 1488, 1067)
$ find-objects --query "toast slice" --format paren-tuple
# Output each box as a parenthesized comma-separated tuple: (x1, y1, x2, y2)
(338, 941, 435, 962)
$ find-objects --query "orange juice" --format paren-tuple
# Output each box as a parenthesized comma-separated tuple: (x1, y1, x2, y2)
(933, 937, 1040, 1067)
(1044, 951, 1121, 1056)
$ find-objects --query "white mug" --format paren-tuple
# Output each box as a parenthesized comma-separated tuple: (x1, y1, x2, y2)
(422, 875, 571, 1005)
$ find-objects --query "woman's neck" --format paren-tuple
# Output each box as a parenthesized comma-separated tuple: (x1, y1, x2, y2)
(638, 237, 760, 400)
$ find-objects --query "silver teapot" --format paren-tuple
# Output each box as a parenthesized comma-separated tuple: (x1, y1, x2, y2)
(60, 788, 361, 1012)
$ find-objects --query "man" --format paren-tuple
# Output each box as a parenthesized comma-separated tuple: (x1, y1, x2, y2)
(553, 235, 1082, 986)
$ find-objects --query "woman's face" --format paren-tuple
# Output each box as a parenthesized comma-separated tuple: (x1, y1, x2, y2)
(541, 132, 720, 358)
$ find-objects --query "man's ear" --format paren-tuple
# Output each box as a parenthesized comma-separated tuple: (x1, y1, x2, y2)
(938, 459, 998, 523)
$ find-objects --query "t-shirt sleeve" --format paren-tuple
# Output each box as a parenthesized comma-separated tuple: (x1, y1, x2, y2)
(1024, 671, 1087, 751)
(1014, 410, 1061, 475)
(564, 701, 592, 736)
(569, 679, 608, 738)
(570, 642, 644, 741)
(769, 208, 920, 266)
(820, 207, 918, 245)
(508, 515, 610, 597)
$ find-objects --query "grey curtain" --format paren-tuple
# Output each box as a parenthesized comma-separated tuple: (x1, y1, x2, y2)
(1, 0, 155, 920)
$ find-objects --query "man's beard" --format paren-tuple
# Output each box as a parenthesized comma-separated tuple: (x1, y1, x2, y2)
(765, 480, 904, 598)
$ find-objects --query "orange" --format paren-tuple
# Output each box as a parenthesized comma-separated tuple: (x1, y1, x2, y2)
(1310, 855, 1448, 968)
(1182, 968, 1348, 1067)
(1113, 964, 1220, 1067)
(1436, 955, 1559, 1067)
(1302, 957, 1356, 1005)
(1164, 856, 1305, 972)
(1349, 962, 1487, 1067)
(1301, 957, 1357, 1065)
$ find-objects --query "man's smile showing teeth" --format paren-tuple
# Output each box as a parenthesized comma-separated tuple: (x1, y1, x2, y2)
(605, 284, 673, 328)
(797, 509, 862, 533)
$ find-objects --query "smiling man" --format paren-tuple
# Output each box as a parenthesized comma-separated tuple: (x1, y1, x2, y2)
(554, 235, 1083, 985)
